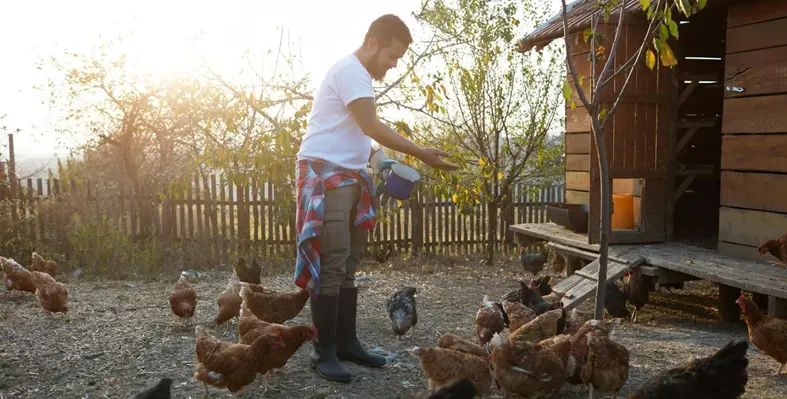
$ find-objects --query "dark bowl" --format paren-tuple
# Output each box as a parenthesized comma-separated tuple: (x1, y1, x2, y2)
(546, 204, 589, 233)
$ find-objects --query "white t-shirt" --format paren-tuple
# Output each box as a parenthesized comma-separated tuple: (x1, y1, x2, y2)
(297, 54, 374, 171)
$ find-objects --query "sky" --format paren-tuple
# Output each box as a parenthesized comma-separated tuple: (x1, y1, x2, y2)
(0, 0, 562, 169)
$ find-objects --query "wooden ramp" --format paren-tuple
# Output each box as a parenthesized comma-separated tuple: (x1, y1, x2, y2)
(554, 251, 646, 311)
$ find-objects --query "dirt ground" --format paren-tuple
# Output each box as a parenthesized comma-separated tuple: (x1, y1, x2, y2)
(1, 254, 786, 399)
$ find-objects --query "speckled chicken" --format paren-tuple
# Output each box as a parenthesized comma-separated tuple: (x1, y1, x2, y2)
(474, 295, 506, 346)
(410, 346, 492, 395)
(387, 286, 417, 339)
(169, 272, 197, 324)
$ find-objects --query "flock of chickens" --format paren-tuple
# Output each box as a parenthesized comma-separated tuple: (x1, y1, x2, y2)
(4, 241, 787, 398)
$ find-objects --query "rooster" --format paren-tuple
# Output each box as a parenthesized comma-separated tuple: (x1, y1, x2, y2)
(627, 340, 749, 399)
(387, 286, 417, 339)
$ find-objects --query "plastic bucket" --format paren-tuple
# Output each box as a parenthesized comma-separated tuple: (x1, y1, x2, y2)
(384, 163, 420, 200)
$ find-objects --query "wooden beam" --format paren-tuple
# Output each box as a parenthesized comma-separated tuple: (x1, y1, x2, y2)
(565, 133, 591, 154)
(724, 46, 787, 98)
(727, 17, 787, 54)
(720, 171, 787, 214)
(673, 175, 696, 205)
(768, 297, 787, 317)
(678, 81, 699, 106)
(675, 126, 700, 154)
(718, 207, 787, 248)
(722, 135, 787, 173)
(566, 171, 590, 191)
(719, 284, 743, 323)
(677, 117, 717, 129)
(728, 0, 787, 28)
(675, 165, 714, 176)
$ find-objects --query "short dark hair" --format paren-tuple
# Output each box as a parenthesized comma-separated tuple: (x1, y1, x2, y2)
(364, 14, 413, 48)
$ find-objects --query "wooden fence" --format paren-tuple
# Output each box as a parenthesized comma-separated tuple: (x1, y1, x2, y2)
(3, 175, 564, 260)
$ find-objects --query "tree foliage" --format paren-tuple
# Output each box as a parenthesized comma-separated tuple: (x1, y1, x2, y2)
(380, 0, 565, 262)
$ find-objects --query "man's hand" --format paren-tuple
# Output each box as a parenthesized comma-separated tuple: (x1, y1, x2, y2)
(417, 148, 459, 171)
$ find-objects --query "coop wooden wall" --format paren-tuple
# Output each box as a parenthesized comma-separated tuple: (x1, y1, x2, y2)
(563, 26, 649, 227)
(718, 0, 787, 261)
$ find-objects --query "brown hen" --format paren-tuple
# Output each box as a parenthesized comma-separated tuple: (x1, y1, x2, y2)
(737, 294, 787, 374)
(239, 282, 309, 324)
(31, 270, 68, 316)
(489, 332, 568, 398)
(215, 271, 242, 325)
(437, 333, 488, 359)
(410, 346, 492, 395)
(31, 252, 57, 279)
(580, 330, 630, 399)
(501, 299, 536, 332)
(508, 308, 563, 344)
(194, 325, 284, 396)
(475, 295, 506, 346)
(758, 233, 787, 266)
(2, 257, 36, 295)
(169, 273, 197, 324)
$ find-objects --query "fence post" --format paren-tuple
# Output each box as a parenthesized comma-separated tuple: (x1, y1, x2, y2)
(411, 192, 423, 255)
(503, 187, 515, 250)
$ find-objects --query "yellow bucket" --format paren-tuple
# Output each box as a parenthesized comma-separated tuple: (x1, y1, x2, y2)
(611, 193, 635, 229)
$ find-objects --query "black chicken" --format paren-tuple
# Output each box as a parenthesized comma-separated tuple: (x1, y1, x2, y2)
(520, 247, 547, 276)
(427, 378, 477, 398)
(134, 378, 172, 399)
(623, 269, 650, 323)
(518, 280, 555, 315)
(626, 340, 749, 399)
(235, 255, 261, 285)
(605, 280, 631, 319)
(531, 275, 553, 295)
(387, 286, 417, 339)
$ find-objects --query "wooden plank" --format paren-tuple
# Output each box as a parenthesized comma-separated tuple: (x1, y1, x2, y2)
(721, 134, 787, 173)
(510, 222, 598, 251)
(724, 46, 787, 98)
(722, 95, 787, 134)
(727, 17, 787, 54)
(555, 257, 643, 311)
(565, 171, 590, 191)
(718, 241, 773, 263)
(632, 242, 787, 298)
(728, 0, 787, 28)
(565, 190, 589, 205)
(566, 106, 591, 133)
(721, 171, 787, 214)
(718, 207, 787, 249)
(565, 133, 591, 154)
(566, 154, 590, 171)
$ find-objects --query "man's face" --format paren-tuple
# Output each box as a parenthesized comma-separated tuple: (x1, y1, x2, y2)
(366, 37, 408, 81)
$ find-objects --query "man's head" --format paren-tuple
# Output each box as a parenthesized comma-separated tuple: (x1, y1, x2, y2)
(357, 14, 413, 81)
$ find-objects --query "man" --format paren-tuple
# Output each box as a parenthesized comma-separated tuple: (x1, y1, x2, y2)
(294, 14, 457, 383)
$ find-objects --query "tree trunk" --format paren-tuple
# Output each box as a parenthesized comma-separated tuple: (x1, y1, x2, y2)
(593, 128, 612, 320)
(485, 200, 498, 265)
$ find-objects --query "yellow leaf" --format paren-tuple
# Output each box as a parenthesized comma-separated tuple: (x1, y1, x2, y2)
(659, 43, 678, 67)
(452, 194, 458, 203)
(645, 49, 656, 70)
(478, 158, 486, 167)
(497, 172, 503, 181)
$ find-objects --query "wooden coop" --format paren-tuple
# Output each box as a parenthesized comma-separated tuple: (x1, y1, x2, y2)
(511, 0, 787, 321)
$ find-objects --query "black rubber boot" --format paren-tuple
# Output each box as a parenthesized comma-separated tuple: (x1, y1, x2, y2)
(336, 286, 386, 368)
(309, 294, 352, 382)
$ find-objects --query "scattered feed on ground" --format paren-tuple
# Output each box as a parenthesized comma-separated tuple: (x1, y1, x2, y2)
(1, 253, 785, 398)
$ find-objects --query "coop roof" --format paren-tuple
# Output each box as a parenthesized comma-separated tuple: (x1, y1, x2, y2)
(517, 0, 644, 52)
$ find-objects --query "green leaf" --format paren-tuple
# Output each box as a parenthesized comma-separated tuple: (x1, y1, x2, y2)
(645, 49, 656, 70)
(652, 37, 662, 53)
(562, 79, 573, 102)
(638, 0, 651, 11)
(659, 24, 669, 43)
(698, 0, 707, 9)
(668, 20, 679, 39)
(599, 108, 608, 122)
(583, 28, 593, 44)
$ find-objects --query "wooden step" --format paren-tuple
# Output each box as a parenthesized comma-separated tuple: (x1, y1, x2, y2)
(553, 253, 646, 311)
